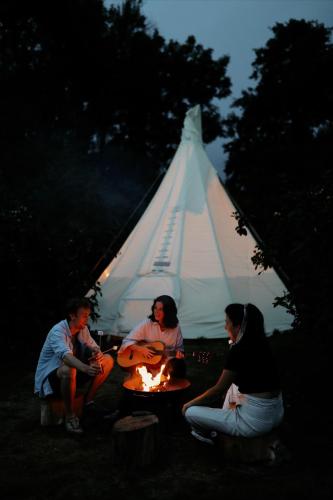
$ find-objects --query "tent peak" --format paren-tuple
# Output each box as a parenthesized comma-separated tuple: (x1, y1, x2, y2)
(181, 105, 202, 144)
(91, 103, 292, 338)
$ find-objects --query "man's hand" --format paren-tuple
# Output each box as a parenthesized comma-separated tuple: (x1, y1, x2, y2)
(84, 363, 102, 377)
(90, 347, 103, 362)
(86, 347, 103, 375)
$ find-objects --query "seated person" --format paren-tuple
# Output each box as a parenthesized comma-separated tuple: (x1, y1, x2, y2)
(118, 295, 186, 378)
(34, 297, 114, 434)
(182, 303, 284, 444)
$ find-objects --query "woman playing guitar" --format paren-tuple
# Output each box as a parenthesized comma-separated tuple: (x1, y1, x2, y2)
(117, 295, 186, 378)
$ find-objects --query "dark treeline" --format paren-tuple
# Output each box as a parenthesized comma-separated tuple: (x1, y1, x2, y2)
(1, 1, 332, 354)
(224, 19, 333, 342)
(0, 0, 230, 353)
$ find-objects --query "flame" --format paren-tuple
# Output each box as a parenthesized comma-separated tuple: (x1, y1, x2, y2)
(136, 363, 170, 392)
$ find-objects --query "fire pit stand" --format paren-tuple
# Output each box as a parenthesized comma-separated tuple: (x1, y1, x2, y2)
(118, 378, 191, 428)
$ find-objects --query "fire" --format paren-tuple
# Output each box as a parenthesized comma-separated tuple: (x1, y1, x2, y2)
(136, 363, 170, 392)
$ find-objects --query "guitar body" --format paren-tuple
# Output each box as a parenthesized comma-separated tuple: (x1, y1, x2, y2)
(117, 341, 165, 368)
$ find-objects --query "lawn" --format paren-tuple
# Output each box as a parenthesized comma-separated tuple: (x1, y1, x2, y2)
(0, 332, 331, 500)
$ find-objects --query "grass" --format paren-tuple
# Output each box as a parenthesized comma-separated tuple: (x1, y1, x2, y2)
(0, 332, 332, 500)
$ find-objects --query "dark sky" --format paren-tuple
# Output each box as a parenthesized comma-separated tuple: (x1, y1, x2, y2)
(106, 0, 333, 176)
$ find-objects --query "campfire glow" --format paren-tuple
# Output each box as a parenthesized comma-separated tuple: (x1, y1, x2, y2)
(136, 363, 170, 392)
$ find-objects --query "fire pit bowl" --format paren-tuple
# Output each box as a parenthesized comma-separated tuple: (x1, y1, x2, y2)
(120, 377, 191, 423)
(123, 377, 191, 393)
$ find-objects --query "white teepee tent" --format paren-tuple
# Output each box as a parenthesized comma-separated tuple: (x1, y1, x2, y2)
(91, 105, 292, 338)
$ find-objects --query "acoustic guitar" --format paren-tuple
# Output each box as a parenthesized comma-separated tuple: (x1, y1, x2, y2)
(117, 341, 165, 368)
(117, 341, 212, 368)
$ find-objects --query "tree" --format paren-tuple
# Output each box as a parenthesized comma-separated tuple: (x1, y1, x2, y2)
(0, 0, 231, 350)
(223, 20, 333, 338)
(86, 0, 231, 165)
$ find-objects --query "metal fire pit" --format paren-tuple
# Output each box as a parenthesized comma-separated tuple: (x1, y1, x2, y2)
(120, 377, 191, 423)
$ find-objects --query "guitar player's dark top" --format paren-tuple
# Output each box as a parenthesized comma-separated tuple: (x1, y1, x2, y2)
(118, 319, 184, 359)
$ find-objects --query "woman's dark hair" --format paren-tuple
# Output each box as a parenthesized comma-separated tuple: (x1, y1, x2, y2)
(225, 303, 265, 341)
(225, 303, 244, 328)
(66, 298, 91, 320)
(148, 295, 179, 329)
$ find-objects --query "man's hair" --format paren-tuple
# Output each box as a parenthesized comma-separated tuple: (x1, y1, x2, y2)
(148, 295, 179, 329)
(65, 298, 91, 319)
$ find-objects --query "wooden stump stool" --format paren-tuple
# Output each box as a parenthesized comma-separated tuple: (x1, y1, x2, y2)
(111, 413, 160, 469)
(216, 430, 284, 464)
(40, 394, 84, 426)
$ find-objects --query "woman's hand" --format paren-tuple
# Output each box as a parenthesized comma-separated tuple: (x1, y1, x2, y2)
(181, 370, 236, 416)
(182, 401, 194, 416)
(176, 350, 185, 359)
(136, 345, 156, 359)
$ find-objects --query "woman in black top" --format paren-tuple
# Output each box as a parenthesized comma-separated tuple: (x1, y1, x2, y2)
(182, 303, 284, 442)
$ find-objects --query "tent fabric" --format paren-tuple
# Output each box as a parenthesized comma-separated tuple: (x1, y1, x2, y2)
(90, 105, 292, 338)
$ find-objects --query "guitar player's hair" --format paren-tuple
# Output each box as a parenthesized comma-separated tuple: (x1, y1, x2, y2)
(148, 295, 179, 329)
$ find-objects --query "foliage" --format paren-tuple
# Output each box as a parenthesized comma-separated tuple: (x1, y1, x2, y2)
(223, 20, 333, 336)
(0, 0, 230, 348)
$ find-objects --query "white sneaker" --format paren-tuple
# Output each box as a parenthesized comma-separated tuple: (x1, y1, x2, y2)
(65, 415, 83, 434)
(191, 429, 214, 445)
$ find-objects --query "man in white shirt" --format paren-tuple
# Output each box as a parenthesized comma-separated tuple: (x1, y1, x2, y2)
(35, 298, 114, 434)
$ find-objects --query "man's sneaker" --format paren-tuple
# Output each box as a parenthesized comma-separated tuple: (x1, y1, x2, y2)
(65, 416, 83, 435)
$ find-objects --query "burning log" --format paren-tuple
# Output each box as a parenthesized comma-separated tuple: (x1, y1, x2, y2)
(127, 363, 169, 392)
(111, 413, 160, 469)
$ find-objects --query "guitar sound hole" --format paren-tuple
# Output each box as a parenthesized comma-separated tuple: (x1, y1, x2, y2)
(129, 352, 134, 360)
